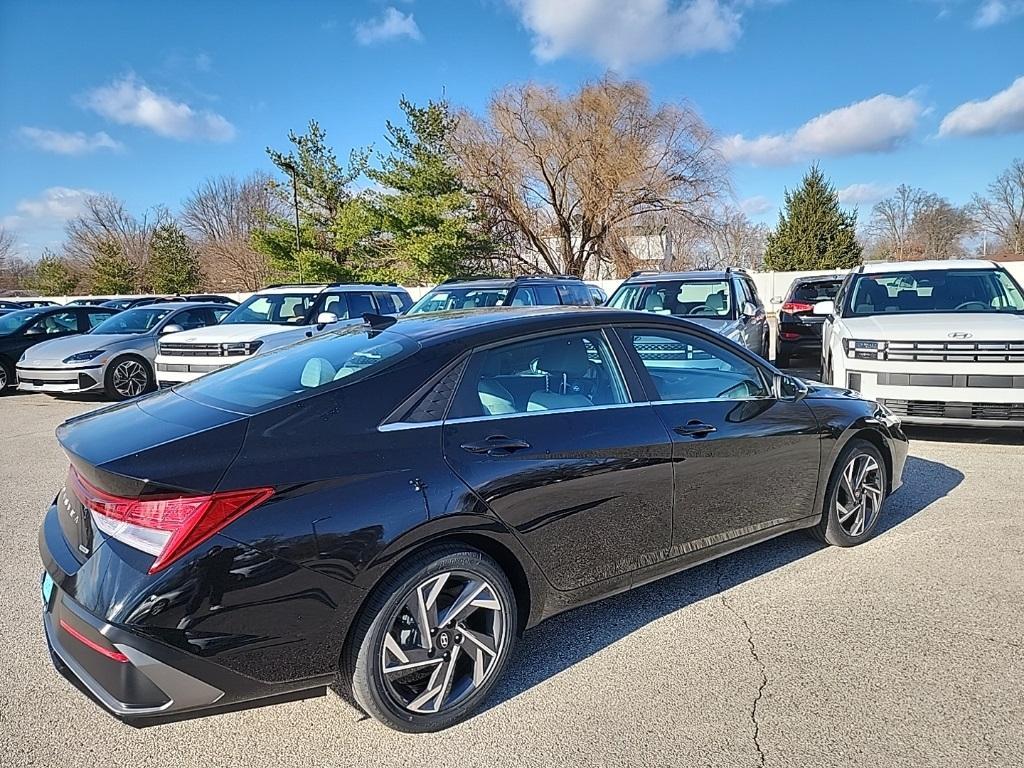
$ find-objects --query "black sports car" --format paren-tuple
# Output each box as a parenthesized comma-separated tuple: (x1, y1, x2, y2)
(39, 307, 907, 731)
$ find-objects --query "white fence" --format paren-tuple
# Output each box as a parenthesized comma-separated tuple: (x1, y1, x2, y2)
(11, 262, 1024, 313)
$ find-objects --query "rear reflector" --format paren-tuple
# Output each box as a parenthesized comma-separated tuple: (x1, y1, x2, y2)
(781, 301, 814, 313)
(59, 617, 129, 663)
(780, 331, 801, 340)
(66, 467, 273, 574)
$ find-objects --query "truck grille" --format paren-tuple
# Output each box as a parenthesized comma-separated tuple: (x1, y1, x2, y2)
(885, 341, 1024, 363)
(881, 398, 1024, 422)
(158, 343, 223, 357)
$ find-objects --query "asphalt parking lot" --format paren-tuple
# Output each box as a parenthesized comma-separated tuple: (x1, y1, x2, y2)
(2, 391, 1022, 768)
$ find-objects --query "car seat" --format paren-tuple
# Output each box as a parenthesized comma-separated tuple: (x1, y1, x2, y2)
(527, 338, 594, 411)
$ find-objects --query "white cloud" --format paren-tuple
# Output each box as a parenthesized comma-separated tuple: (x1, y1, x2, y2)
(720, 94, 924, 166)
(355, 7, 422, 45)
(837, 182, 893, 206)
(510, 0, 742, 67)
(939, 76, 1024, 137)
(18, 127, 122, 155)
(1, 187, 96, 231)
(82, 75, 235, 142)
(739, 195, 773, 215)
(973, 0, 1024, 27)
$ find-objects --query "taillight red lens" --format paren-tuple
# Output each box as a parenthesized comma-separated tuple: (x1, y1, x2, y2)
(59, 617, 129, 663)
(782, 301, 814, 313)
(67, 467, 273, 574)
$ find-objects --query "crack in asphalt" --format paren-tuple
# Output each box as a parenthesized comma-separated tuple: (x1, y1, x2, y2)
(717, 569, 768, 768)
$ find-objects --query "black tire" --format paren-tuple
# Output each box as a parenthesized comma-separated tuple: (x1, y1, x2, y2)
(0, 357, 13, 392)
(811, 439, 888, 547)
(344, 545, 518, 732)
(775, 347, 791, 369)
(104, 354, 153, 400)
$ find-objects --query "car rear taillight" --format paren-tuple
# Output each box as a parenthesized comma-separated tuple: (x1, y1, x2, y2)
(59, 618, 129, 663)
(66, 467, 273, 574)
(781, 301, 814, 313)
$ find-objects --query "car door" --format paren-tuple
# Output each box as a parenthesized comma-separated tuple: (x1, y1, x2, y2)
(441, 327, 674, 591)
(616, 325, 821, 552)
(734, 277, 765, 354)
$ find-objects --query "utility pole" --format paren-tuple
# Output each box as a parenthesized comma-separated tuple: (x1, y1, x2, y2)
(281, 161, 303, 283)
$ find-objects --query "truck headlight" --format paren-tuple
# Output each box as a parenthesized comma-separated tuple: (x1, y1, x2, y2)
(845, 339, 887, 360)
(221, 341, 263, 357)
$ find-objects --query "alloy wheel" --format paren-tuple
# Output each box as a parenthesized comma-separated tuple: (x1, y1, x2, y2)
(835, 453, 883, 537)
(0, 367, 7, 390)
(112, 359, 149, 398)
(380, 570, 504, 715)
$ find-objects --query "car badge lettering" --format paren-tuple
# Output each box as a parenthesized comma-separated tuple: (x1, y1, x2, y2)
(948, 332, 973, 339)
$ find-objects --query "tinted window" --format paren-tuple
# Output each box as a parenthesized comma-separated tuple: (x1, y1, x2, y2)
(176, 326, 416, 413)
(557, 283, 593, 306)
(0, 308, 45, 335)
(28, 311, 79, 336)
(789, 280, 842, 302)
(845, 269, 1024, 316)
(222, 293, 315, 324)
(374, 292, 400, 314)
(623, 328, 768, 401)
(86, 310, 117, 329)
(173, 308, 212, 331)
(609, 280, 732, 318)
(212, 307, 232, 322)
(91, 307, 172, 334)
(452, 331, 628, 418)
(407, 287, 510, 314)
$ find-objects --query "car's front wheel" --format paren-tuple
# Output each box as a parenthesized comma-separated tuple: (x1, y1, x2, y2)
(105, 355, 152, 400)
(0, 357, 13, 392)
(811, 439, 888, 546)
(345, 545, 518, 732)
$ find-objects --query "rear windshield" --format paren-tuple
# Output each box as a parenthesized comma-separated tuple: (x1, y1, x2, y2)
(609, 280, 733, 318)
(90, 307, 173, 334)
(789, 280, 843, 303)
(407, 287, 509, 314)
(845, 269, 1024, 317)
(222, 292, 316, 325)
(175, 325, 417, 412)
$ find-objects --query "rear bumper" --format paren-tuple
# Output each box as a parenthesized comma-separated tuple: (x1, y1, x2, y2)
(17, 365, 103, 393)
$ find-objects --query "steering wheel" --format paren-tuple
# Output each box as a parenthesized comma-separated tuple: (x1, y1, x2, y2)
(688, 305, 715, 316)
(954, 301, 989, 311)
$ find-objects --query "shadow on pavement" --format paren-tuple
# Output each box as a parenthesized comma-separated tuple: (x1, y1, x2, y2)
(484, 454, 963, 713)
(904, 426, 1024, 447)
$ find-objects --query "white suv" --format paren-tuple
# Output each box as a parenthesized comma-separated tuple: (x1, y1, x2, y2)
(155, 283, 412, 386)
(819, 259, 1024, 427)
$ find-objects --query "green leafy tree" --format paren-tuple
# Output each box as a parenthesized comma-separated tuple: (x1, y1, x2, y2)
(90, 240, 138, 294)
(28, 252, 78, 295)
(764, 165, 863, 270)
(148, 222, 204, 293)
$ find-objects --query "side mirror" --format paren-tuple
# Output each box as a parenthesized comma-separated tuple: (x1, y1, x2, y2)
(160, 324, 183, 335)
(770, 296, 782, 304)
(315, 311, 339, 330)
(774, 373, 809, 402)
(741, 301, 757, 318)
(812, 300, 835, 316)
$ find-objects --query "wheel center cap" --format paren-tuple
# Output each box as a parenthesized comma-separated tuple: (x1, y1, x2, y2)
(436, 630, 452, 650)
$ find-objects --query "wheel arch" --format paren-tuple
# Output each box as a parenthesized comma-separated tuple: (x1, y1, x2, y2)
(847, 427, 894, 494)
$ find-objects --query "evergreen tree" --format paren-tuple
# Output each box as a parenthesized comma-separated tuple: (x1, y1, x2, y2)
(764, 165, 863, 270)
(149, 222, 204, 293)
(29, 253, 78, 295)
(90, 240, 138, 294)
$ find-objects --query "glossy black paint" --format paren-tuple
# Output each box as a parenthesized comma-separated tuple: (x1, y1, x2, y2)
(39, 306, 908, 722)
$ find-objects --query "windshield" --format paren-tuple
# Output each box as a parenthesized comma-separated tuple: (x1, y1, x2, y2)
(789, 279, 843, 303)
(221, 292, 316, 325)
(609, 280, 733, 318)
(90, 307, 174, 335)
(407, 287, 510, 314)
(845, 269, 1024, 316)
(0, 308, 45, 335)
(176, 325, 416, 412)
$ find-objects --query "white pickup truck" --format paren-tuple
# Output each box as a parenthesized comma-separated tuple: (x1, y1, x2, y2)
(155, 283, 412, 386)
(818, 259, 1024, 427)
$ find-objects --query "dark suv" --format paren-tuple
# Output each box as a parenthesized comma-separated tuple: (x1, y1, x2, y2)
(406, 275, 594, 314)
(773, 274, 845, 367)
(608, 268, 769, 358)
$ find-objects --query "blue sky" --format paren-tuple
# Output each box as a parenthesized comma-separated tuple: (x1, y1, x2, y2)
(1, 0, 1023, 257)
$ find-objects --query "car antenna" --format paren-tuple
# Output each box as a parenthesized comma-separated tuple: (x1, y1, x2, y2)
(362, 312, 398, 333)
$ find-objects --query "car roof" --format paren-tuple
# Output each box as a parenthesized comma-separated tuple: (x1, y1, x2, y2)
(624, 270, 738, 282)
(858, 259, 997, 274)
(256, 283, 405, 295)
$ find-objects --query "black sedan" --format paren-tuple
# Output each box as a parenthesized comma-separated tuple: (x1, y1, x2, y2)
(39, 307, 907, 731)
(0, 305, 120, 391)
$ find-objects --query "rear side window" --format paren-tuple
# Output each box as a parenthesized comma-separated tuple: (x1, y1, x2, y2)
(557, 283, 593, 306)
(86, 310, 116, 329)
(511, 285, 561, 307)
(177, 326, 417, 413)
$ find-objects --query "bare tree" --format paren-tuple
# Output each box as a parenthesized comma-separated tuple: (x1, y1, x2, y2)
(911, 196, 974, 259)
(869, 185, 973, 260)
(972, 158, 1024, 257)
(0, 226, 15, 263)
(180, 173, 284, 290)
(867, 185, 924, 260)
(453, 75, 726, 277)
(63, 195, 160, 289)
(698, 207, 768, 270)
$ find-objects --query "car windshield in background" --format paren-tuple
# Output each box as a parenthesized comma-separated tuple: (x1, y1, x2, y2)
(0, 308, 45, 335)
(847, 269, 1024, 316)
(90, 307, 174, 335)
(176, 325, 416, 413)
(222, 293, 315, 325)
(407, 287, 509, 314)
(791, 280, 843, 302)
(609, 280, 732, 318)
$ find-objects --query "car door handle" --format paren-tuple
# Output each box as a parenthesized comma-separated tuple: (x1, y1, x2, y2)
(674, 421, 717, 437)
(460, 435, 532, 456)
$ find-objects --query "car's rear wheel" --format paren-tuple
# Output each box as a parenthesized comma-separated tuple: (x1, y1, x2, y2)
(105, 355, 152, 400)
(345, 546, 518, 732)
(0, 357, 13, 392)
(811, 439, 887, 546)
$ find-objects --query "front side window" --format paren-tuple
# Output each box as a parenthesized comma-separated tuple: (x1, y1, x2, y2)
(844, 269, 1024, 317)
(176, 325, 417, 413)
(90, 307, 172, 334)
(609, 280, 733, 318)
(623, 328, 768, 401)
(28, 311, 79, 336)
(407, 287, 510, 314)
(0, 309, 44, 335)
(221, 293, 316, 325)
(451, 331, 628, 418)
(557, 283, 594, 306)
